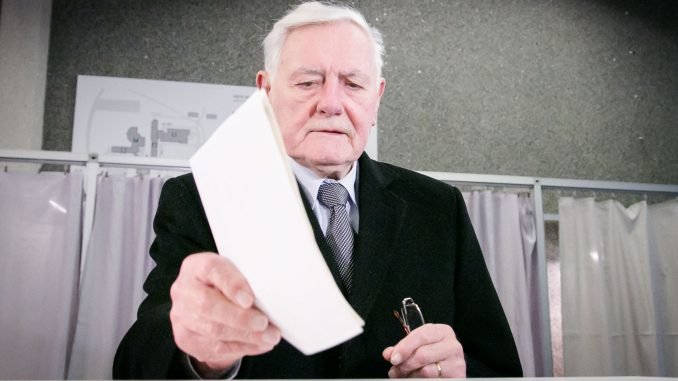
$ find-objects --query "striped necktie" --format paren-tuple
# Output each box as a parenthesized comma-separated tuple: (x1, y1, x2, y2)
(317, 182, 354, 292)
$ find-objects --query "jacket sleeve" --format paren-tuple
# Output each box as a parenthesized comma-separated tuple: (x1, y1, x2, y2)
(113, 176, 218, 379)
(449, 187, 523, 377)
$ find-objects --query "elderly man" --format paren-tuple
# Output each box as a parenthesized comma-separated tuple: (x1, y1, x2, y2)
(114, 2, 522, 379)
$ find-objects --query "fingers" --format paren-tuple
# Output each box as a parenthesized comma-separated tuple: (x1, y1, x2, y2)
(169, 253, 281, 373)
(387, 339, 447, 378)
(402, 362, 444, 379)
(182, 253, 255, 308)
(177, 325, 276, 363)
(389, 324, 450, 368)
(170, 304, 280, 344)
(389, 362, 438, 379)
(176, 326, 276, 372)
(385, 324, 465, 378)
(171, 280, 269, 336)
(382, 346, 395, 361)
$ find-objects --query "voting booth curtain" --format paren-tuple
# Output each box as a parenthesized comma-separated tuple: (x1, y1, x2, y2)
(0, 172, 82, 379)
(463, 190, 542, 377)
(0, 177, 541, 379)
(66, 174, 164, 379)
(559, 197, 678, 377)
(6, 173, 677, 379)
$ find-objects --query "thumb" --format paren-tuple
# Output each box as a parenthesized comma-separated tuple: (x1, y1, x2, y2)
(382, 346, 395, 361)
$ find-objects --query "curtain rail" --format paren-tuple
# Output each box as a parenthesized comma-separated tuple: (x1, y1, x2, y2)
(421, 171, 678, 195)
(0, 149, 89, 166)
(4, 149, 677, 194)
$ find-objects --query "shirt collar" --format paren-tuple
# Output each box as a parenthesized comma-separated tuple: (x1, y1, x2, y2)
(289, 158, 358, 207)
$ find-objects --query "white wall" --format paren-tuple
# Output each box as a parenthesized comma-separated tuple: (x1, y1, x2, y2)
(0, 0, 52, 170)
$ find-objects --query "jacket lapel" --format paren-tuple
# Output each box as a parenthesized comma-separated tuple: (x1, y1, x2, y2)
(348, 154, 407, 319)
(296, 154, 408, 318)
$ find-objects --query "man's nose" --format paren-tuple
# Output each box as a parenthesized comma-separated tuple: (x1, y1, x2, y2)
(316, 79, 343, 117)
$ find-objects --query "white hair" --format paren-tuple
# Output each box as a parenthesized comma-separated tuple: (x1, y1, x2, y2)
(263, 1, 385, 79)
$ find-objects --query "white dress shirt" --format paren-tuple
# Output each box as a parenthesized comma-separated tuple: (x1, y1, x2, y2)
(288, 158, 360, 235)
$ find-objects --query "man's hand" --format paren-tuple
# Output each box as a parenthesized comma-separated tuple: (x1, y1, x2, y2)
(169, 253, 281, 376)
(382, 324, 465, 378)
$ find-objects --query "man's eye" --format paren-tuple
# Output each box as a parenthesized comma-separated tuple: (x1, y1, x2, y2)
(346, 82, 363, 89)
(297, 81, 315, 88)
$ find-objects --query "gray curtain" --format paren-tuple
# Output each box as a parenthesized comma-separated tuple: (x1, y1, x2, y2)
(0, 173, 545, 379)
(559, 197, 678, 376)
(463, 190, 541, 376)
(66, 174, 164, 379)
(0, 172, 82, 379)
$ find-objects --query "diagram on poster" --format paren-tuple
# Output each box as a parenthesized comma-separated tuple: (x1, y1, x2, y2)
(72, 75, 256, 160)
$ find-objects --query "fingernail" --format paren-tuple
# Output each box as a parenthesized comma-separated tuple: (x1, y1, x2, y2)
(262, 330, 280, 345)
(234, 290, 253, 308)
(391, 352, 402, 365)
(249, 315, 268, 331)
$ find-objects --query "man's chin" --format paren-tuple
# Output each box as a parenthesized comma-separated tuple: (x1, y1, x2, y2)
(312, 152, 359, 167)
(293, 154, 358, 179)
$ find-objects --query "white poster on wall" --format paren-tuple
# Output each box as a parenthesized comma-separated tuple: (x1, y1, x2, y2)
(72, 75, 378, 161)
(72, 75, 255, 160)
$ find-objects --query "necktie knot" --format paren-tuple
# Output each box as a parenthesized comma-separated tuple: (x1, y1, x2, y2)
(317, 182, 350, 209)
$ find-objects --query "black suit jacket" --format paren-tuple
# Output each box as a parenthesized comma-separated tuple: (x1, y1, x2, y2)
(113, 154, 522, 378)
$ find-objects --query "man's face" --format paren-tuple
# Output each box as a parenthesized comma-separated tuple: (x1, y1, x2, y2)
(257, 21, 385, 179)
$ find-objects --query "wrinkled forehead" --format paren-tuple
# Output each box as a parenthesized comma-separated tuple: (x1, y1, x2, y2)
(280, 21, 379, 76)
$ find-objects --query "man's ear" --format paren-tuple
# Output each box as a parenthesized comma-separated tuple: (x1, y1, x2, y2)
(256, 71, 271, 93)
(372, 77, 386, 122)
(377, 77, 386, 99)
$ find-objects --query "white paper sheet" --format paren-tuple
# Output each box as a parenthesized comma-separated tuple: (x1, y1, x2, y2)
(189, 89, 364, 355)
